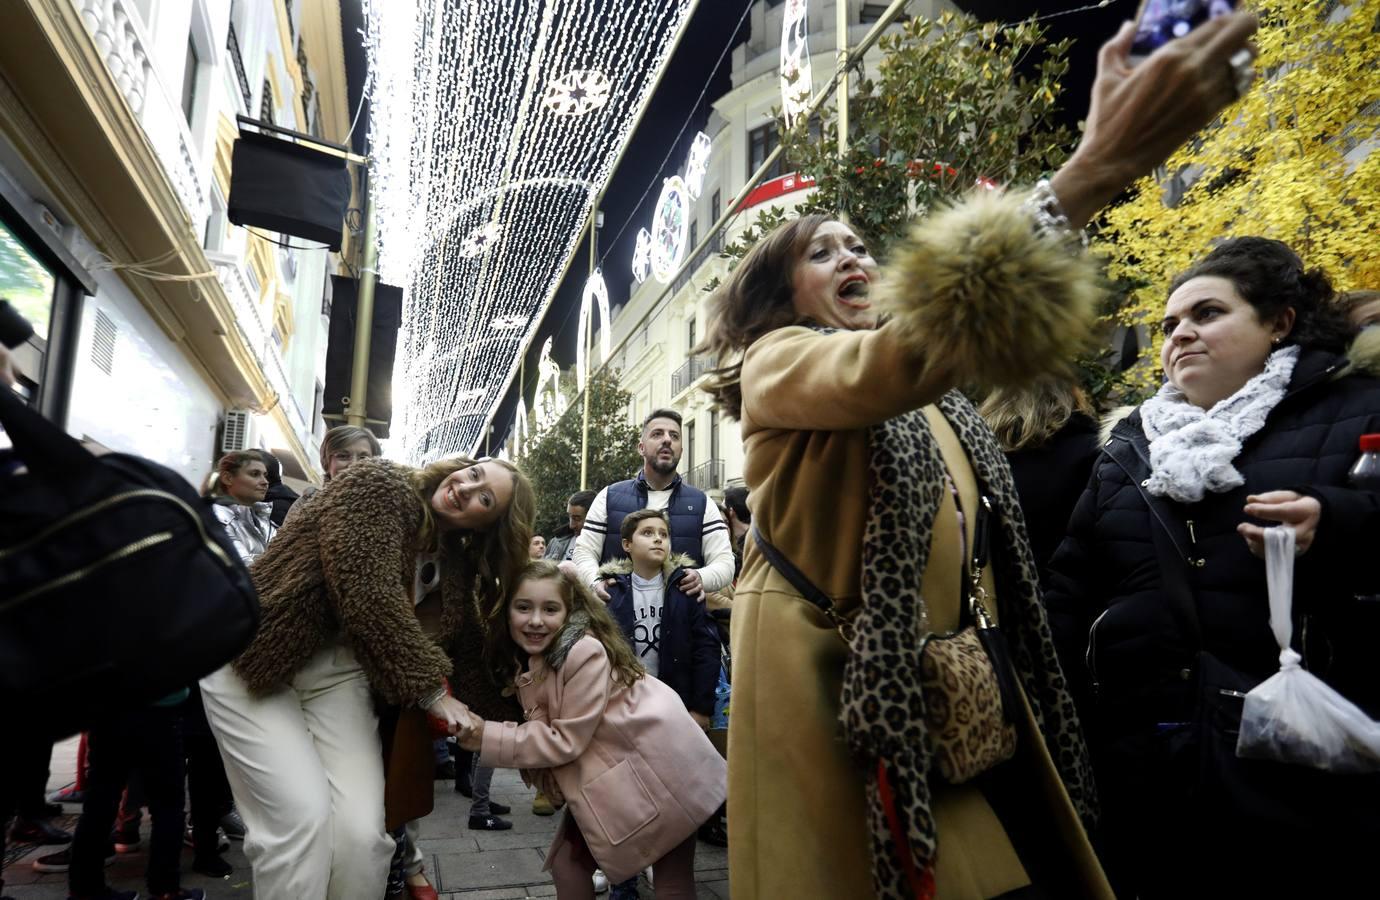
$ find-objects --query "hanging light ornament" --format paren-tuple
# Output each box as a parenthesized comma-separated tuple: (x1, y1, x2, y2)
(650, 176, 690, 283)
(460, 222, 503, 258)
(542, 70, 613, 117)
(684, 131, 712, 199)
(576, 269, 613, 393)
(631, 228, 653, 283)
(779, 0, 812, 129)
(362, 0, 695, 460)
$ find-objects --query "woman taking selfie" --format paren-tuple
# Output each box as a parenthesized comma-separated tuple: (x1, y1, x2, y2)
(1044, 238, 1380, 898)
(200, 456, 535, 900)
(701, 12, 1261, 900)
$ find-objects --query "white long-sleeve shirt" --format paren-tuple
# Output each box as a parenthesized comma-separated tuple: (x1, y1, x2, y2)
(572, 481, 736, 594)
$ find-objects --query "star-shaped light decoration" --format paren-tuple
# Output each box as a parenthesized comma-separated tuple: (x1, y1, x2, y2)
(542, 70, 612, 117)
(684, 131, 712, 199)
(631, 227, 653, 283)
(491, 314, 525, 330)
(460, 222, 503, 258)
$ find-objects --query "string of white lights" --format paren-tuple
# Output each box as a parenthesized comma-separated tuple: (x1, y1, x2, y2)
(362, 0, 695, 459)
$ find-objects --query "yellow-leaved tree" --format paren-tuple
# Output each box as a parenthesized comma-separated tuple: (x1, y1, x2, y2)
(1096, 0, 1380, 390)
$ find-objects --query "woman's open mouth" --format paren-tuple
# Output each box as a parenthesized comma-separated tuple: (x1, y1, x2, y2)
(447, 485, 462, 509)
(837, 276, 871, 309)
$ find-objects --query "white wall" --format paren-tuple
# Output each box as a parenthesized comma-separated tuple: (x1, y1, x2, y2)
(65, 271, 223, 489)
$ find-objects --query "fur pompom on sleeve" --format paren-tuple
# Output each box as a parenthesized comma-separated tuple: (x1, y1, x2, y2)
(876, 188, 1103, 387)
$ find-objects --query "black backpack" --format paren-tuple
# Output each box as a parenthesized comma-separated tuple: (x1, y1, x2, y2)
(0, 386, 259, 736)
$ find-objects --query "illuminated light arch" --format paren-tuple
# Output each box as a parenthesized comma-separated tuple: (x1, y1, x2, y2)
(576, 269, 613, 393)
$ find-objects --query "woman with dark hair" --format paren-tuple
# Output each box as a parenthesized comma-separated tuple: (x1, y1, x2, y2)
(199, 455, 536, 900)
(702, 13, 1261, 898)
(1044, 237, 1380, 898)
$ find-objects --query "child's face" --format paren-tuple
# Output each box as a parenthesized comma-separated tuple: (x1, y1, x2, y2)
(509, 577, 568, 656)
(622, 517, 669, 567)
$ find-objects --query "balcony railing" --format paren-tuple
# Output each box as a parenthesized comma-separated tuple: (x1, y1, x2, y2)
(227, 23, 252, 113)
(73, 0, 207, 227)
(685, 458, 725, 492)
(671, 355, 710, 396)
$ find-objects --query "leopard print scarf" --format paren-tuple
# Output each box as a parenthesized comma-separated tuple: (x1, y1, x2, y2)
(840, 389, 1098, 899)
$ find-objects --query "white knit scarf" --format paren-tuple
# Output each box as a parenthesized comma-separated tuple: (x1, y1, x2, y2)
(1140, 345, 1301, 503)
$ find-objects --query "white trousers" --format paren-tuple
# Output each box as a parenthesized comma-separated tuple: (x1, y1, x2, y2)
(200, 644, 395, 900)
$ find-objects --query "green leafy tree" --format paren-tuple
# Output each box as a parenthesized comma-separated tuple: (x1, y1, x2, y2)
(782, 10, 1074, 256)
(519, 367, 642, 536)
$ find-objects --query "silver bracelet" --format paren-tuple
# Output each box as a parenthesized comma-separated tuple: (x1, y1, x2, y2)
(1024, 178, 1089, 248)
(418, 686, 447, 710)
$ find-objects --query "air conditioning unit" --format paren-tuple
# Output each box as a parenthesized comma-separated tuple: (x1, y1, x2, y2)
(221, 408, 257, 453)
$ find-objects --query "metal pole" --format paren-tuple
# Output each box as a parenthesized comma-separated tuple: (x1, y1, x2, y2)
(837, 0, 849, 160)
(347, 184, 378, 427)
(579, 195, 598, 490)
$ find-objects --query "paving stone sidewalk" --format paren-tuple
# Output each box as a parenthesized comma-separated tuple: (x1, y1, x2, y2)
(4, 737, 729, 899)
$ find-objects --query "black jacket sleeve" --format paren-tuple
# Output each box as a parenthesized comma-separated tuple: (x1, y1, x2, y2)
(1041, 466, 1114, 716)
(686, 594, 722, 717)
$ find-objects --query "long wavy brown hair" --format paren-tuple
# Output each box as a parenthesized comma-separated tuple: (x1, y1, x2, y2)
(409, 456, 536, 622)
(697, 213, 833, 419)
(484, 560, 645, 688)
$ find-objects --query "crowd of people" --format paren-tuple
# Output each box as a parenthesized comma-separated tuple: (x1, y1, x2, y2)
(5, 6, 1380, 899)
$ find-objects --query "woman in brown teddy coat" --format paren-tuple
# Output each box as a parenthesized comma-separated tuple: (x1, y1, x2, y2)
(200, 455, 535, 900)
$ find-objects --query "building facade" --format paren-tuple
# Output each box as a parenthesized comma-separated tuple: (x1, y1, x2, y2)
(596, 0, 950, 498)
(0, 0, 353, 488)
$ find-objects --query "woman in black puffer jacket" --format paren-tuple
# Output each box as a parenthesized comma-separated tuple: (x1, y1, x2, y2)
(1044, 237, 1380, 900)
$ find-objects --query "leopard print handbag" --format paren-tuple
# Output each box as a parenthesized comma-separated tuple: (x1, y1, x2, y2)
(918, 601, 1019, 784)
(917, 492, 1020, 783)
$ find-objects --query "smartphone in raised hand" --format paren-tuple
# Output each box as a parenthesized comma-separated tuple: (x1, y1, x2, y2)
(1129, 0, 1241, 63)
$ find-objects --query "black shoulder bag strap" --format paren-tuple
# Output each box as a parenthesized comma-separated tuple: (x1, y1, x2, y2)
(750, 524, 838, 622)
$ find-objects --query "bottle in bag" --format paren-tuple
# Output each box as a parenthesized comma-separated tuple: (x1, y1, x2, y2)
(1350, 434, 1380, 490)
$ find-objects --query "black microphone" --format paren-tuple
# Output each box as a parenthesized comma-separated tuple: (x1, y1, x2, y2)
(0, 299, 36, 350)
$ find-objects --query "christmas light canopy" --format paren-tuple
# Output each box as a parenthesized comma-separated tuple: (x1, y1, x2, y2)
(651, 176, 691, 283)
(631, 227, 653, 283)
(362, 0, 695, 459)
(685, 131, 712, 198)
(780, 0, 812, 129)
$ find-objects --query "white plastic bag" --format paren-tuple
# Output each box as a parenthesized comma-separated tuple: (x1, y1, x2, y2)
(1235, 526, 1380, 773)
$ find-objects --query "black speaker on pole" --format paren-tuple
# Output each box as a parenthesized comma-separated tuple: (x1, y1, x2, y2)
(227, 130, 351, 250)
(323, 276, 402, 438)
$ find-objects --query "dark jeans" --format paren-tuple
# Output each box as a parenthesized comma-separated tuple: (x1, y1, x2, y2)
(182, 690, 232, 853)
(0, 732, 56, 884)
(70, 705, 186, 896)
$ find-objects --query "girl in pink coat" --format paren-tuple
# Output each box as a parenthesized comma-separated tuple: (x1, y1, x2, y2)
(455, 560, 726, 898)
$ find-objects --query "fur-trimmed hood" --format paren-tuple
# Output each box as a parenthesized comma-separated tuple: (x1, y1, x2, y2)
(595, 552, 697, 582)
(545, 610, 591, 670)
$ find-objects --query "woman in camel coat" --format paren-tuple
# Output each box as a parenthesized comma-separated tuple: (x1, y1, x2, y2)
(698, 14, 1260, 898)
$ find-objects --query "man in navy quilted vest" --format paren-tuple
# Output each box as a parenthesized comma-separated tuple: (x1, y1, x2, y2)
(572, 408, 735, 602)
